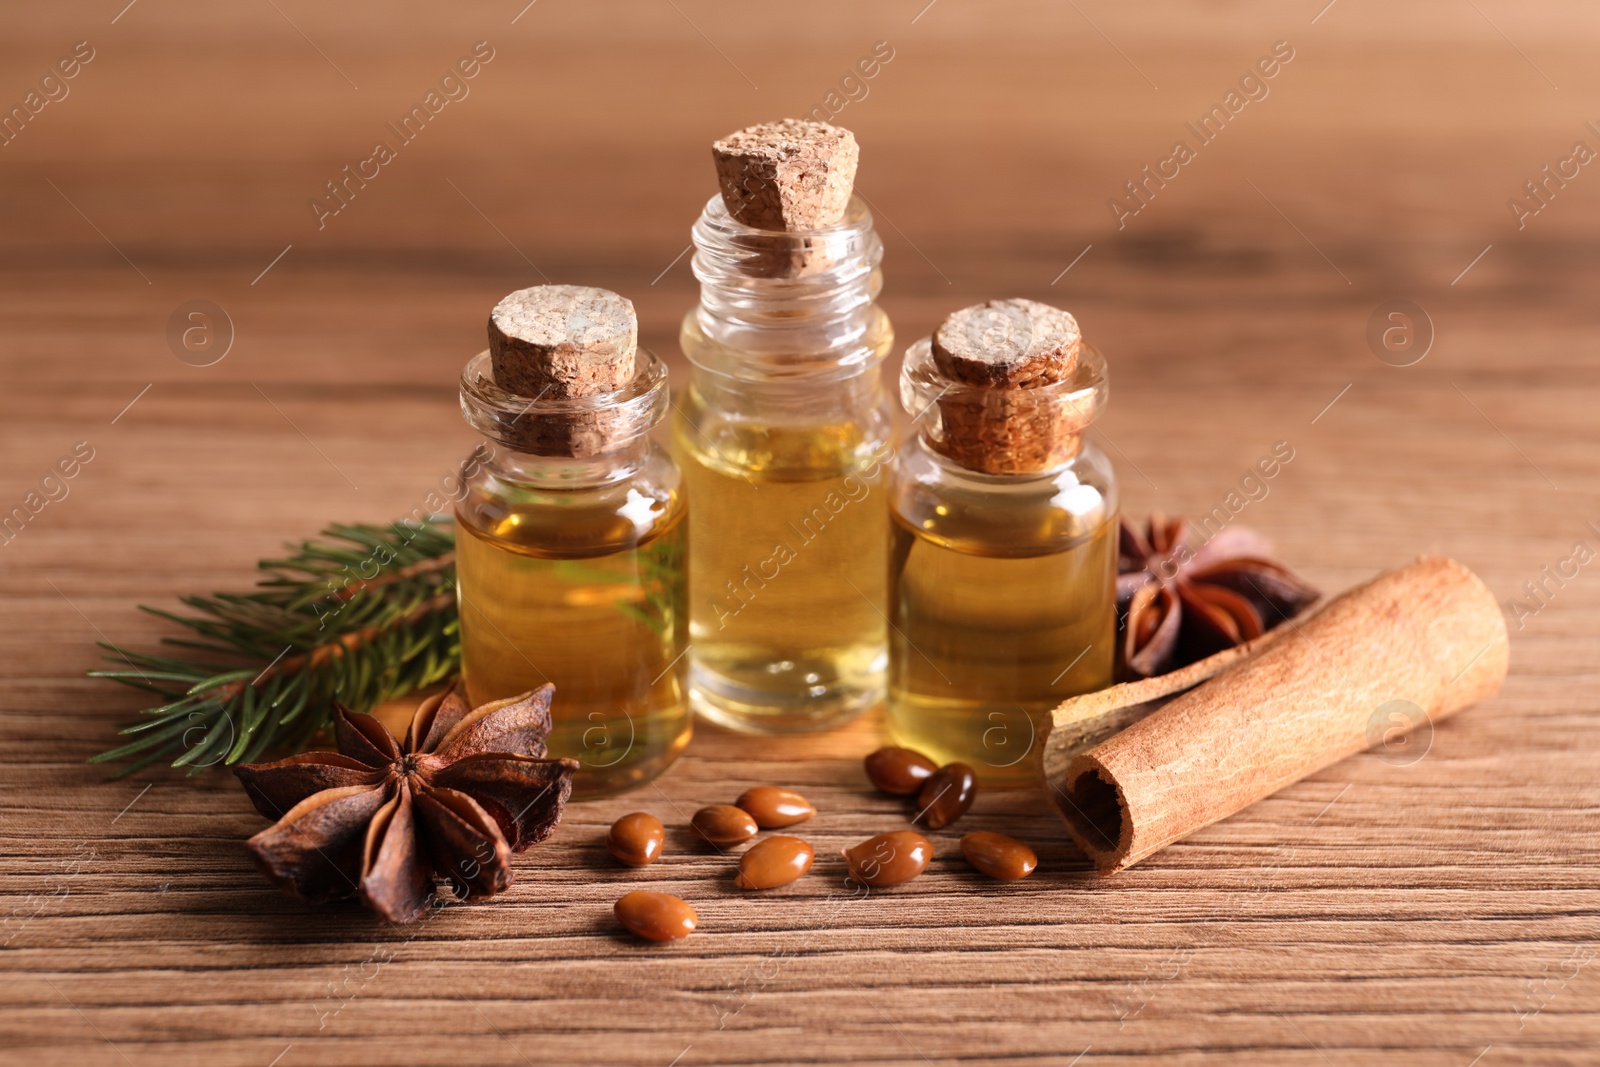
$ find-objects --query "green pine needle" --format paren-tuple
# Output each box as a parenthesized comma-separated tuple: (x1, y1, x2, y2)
(90, 518, 460, 776)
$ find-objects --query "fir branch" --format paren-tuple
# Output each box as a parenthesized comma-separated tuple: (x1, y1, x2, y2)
(90, 519, 459, 775)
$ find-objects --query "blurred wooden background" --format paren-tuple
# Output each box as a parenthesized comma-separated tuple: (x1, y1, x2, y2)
(2, 1, 1598, 1064)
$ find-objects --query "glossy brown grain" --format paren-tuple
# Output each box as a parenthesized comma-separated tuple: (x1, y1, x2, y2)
(863, 746, 939, 795)
(613, 891, 697, 942)
(691, 804, 759, 847)
(916, 762, 977, 830)
(735, 786, 815, 828)
(959, 831, 1037, 880)
(842, 830, 933, 887)
(607, 812, 665, 867)
(733, 835, 815, 890)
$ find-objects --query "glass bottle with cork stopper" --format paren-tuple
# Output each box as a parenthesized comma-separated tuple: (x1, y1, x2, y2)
(674, 119, 895, 733)
(887, 299, 1118, 787)
(454, 285, 691, 798)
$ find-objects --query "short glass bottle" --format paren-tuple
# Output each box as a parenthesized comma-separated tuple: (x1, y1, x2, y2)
(454, 348, 691, 798)
(674, 195, 895, 734)
(886, 337, 1118, 787)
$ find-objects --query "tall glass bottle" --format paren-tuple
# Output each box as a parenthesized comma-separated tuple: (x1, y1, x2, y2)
(675, 195, 894, 733)
(886, 314, 1118, 786)
(455, 344, 691, 798)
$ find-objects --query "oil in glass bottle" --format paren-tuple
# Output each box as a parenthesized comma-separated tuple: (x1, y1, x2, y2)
(675, 120, 894, 733)
(455, 286, 690, 798)
(887, 299, 1117, 786)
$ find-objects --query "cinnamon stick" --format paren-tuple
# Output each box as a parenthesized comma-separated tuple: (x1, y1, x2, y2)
(1040, 614, 1313, 771)
(1042, 556, 1509, 872)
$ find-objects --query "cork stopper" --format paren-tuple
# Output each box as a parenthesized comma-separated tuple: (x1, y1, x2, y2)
(470, 286, 659, 459)
(905, 300, 1101, 477)
(487, 285, 637, 400)
(932, 299, 1080, 388)
(933, 391, 1085, 474)
(712, 119, 859, 232)
(460, 347, 670, 462)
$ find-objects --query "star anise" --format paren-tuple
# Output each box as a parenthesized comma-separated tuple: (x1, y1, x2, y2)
(1117, 514, 1319, 679)
(233, 681, 578, 923)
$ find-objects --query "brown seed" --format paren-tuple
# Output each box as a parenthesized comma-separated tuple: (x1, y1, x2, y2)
(691, 804, 759, 847)
(960, 831, 1038, 881)
(614, 890, 697, 942)
(916, 762, 977, 830)
(736, 786, 815, 829)
(607, 812, 665, 867)
(863, 746, 939, 796)
(842, 830, 933, 887)
(733, 836, 815, 890)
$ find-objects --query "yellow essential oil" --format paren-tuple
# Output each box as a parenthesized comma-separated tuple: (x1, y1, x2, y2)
(887, 513, 1116, 786)
(674, 412, 891, 732)
(886, 320, 1117, 786)
(455, 339, 690, 798)
(455, 496, 690, 798)
(676, 192, 895, 733)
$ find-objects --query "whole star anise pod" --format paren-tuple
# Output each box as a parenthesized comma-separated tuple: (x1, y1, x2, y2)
(233, 681, 577, 923)
(1117, 514, 1319, 679)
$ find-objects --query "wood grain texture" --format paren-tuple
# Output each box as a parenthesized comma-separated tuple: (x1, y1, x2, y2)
(2, 2, 1598, 1064)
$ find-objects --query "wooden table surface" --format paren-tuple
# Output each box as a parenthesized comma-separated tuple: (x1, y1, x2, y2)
(3, 2, 1598, 1064)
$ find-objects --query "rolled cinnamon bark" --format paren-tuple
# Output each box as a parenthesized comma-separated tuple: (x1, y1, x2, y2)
(1043, 556, 1509, 872)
